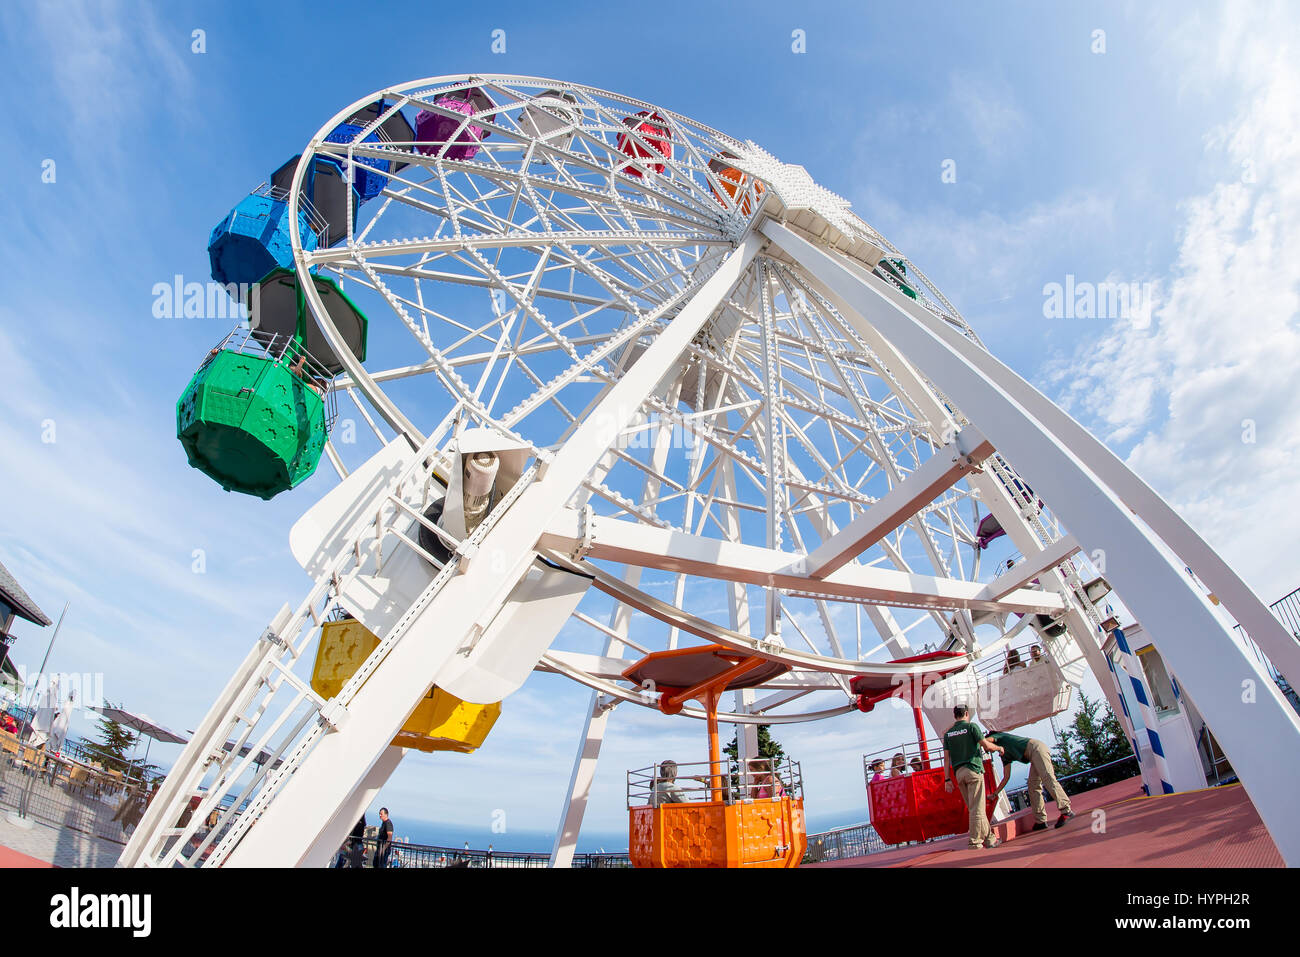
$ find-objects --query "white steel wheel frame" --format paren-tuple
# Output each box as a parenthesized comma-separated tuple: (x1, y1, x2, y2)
(120, 75, 1300, 868)
(284, 76, 1067, 714)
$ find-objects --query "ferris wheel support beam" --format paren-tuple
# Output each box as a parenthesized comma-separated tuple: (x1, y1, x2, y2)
(814, 231, 1300, 683)
(763, 217, 1300, 864)
(301, 745, 405, 869)
(791, 227, 1237, 779)
(978, 534, 1082, 602)
(803, 426, 994, 578)
(717, 449, 761, 763)
(790, 239, 1126, 702)
(541, 514, 1065, 615)
(788, 251, 1109, 718)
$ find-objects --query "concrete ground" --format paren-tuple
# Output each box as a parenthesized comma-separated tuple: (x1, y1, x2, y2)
(0, 811, 123, 868)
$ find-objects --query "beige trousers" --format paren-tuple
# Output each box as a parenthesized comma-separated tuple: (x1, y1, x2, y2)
(955, 766, 990, 848)
(1026, 739, 1072, 823)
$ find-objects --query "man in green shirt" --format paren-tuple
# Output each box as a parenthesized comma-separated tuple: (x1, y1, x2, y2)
(988, 731, 1076, 830)
(942, 705, 1004, 849)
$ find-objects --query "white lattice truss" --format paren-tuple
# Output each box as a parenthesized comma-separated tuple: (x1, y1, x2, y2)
(120, 76, 1300, 869)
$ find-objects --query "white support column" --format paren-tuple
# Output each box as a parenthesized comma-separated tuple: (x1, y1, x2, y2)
(1109, 627, 1176, 795)
(827, 235, 1300, 683)
(549, 692, 617, 868)
(764, 217, 1300, 864)
(1102, 642, 1175, 800)
(720, 454, 760, 763)
(549, 399, 681, 868)
(798, 263, 1114, 719)
(301, 746, 405, 869)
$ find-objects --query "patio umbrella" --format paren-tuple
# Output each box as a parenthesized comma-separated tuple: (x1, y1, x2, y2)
(49, 688, 73, 754)
(89, 706, 189, 783)
(26, 675, 60, 749)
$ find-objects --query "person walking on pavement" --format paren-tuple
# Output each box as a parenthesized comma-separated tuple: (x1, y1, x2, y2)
(988, 730, 1076, 830)
(373, 807, 394, 868)
(942, 704, 1005, 849)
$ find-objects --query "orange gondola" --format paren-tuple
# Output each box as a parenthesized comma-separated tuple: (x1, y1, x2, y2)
(624, 645, 806, 867)
(708, 151, 765, 215)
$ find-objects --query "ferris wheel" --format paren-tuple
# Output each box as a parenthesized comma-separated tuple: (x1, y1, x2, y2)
(128, 75, 1300, 868)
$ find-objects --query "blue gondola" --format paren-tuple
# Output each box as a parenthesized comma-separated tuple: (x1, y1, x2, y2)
(207, 187, 319, 289)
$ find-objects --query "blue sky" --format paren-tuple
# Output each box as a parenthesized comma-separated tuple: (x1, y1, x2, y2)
(1, 0, 1297, 850)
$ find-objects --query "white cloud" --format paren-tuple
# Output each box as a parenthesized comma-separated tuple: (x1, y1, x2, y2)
(855, 184, 1117, 319)
(1049, 3, 1300, 601)
(947, 72, 1027, 160)
(16, 0, 192, 143)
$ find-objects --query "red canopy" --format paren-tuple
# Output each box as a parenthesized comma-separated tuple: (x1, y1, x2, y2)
(849, 650, 968, 713)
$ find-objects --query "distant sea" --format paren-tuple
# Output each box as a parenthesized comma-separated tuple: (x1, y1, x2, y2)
(384, 820, 629, 855)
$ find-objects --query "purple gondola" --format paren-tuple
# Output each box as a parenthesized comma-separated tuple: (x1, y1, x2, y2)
(415, 86, 495, 161)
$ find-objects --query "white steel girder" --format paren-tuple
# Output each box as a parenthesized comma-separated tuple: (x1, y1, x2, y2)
(301, 746, 405, 869)
(803, 426, 994, 578)
(977, 535, 1081, 602)
(787, 260, 1100, 702)
(539, 512, 1064, 616)
(762, 216, 1300, 864)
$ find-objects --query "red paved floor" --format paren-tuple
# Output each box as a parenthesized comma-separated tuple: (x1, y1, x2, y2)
(809, 776, 1283, 868)
(0, 845, 55, 868)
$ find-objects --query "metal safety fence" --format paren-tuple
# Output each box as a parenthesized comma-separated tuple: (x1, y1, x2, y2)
(802, 822, 889, 863)
(0, 745, 140, 845)
(1234, 585, 1300, 714)
(333, 837, 630, 869)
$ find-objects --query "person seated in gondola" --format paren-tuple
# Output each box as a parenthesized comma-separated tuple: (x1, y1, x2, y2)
(652, 760, 690, 805)
(909, 756, 924, 774)
(1003, 648, 1025, 674)
(288, 353, 329, 396)
(1029, 645, 1044, 666)
(746, 758, 785, 799)
(889, 753, 908, 777)
(868, 758, 887, 783)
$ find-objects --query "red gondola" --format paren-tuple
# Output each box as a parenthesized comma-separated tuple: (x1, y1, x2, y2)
(617, 110, 672, 177)
(854, 651, 1001, 845)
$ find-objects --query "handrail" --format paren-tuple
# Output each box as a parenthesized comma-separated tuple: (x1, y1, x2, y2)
(627, 756, 803, 807)
(205, 327, 341, 432)
(803, 822, 889, 863)
(971, 641, 1053, 679)
(1232, 585, 1300, 685)
(1056, 753, 1137, 783)
(1005, 753, 1139, 807)
(337, 836, 630, 868)
(862, 740, 947, 772)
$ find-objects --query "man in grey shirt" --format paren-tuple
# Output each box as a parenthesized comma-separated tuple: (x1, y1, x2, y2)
(652, 760, 689, 805)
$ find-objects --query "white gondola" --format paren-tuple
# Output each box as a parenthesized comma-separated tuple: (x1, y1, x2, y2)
(518, 89, 581, 153)
(978, 649, 1073, 732)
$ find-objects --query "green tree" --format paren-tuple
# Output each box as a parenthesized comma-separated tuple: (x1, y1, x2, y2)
(84, 707, 137, 774)
(724, 724, 786, 765)
(1050, 692, 1134, 794)
(724, 725, 789, 798)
